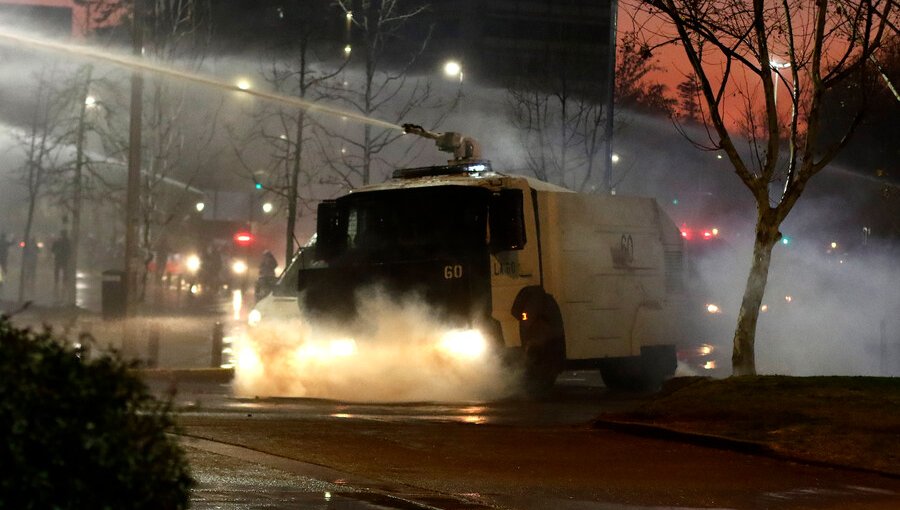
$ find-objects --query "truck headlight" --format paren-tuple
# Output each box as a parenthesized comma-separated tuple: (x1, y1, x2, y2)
(294, 338, 358, 361)
(329, 338, 357, 357)
(438, 329, 488, 359)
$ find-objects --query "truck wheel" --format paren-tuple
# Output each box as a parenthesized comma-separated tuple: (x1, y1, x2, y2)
(523, 334, 565, 395)
(512, 288, 566, 396)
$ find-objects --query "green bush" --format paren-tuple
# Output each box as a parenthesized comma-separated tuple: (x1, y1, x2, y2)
(0, 316, 193, 509)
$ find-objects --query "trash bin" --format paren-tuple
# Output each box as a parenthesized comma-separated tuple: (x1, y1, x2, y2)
(101, 270, 126, 320)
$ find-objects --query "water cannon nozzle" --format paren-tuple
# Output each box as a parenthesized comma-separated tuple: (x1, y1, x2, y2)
(402, 122, 482, 163)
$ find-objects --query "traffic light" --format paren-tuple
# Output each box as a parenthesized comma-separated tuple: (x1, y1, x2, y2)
(781, 236, 791, 246)
(255, 182, 263, 190)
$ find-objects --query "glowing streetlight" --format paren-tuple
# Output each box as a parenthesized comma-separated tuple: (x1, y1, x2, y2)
(830, 241, 838, 249)
(195, 201, 205, 212)
(611, 153, 621, 164)
(344, 45, 352, 57)
(261, 202, 274, 214)
(345, 11, 353, 21)
(769, 59, 791, 108)
(236, 79, 251, 91)
(84, 95, 97, 107)
(443, 60, 463, 81)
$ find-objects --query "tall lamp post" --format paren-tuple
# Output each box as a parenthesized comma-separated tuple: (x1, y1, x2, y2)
(769, 60, 791, 109)
(604, 0, 618, 194)
(124, 0, 144, 318)
(443, 60, 464, 113)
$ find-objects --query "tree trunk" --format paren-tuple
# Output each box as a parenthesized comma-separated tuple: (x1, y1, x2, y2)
(731, 212, 780, 376)
(286, 109, 306, 265)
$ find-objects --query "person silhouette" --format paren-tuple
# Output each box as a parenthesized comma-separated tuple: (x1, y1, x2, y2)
(52, 230, 71, 302)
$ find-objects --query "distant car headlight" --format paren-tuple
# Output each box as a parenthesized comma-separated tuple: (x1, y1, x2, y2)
(186, 254, 201, 274)
(438, 329, 488, 359)
(232, 259, 248, 275)
(706, 303, 721, 314)
(247, 308, 262, 327)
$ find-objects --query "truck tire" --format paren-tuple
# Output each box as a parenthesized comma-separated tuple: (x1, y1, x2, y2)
(512, 287, 566, 395)
(523, 333, 565, 395)
(599, 345, 676, 391)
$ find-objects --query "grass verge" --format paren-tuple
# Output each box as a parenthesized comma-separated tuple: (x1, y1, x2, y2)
(596, 376, 900, 476)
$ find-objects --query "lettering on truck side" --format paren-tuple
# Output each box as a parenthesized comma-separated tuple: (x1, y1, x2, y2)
(492, 260, 519, 277)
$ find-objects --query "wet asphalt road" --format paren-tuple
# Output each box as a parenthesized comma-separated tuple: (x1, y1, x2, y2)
(175, 376, 900, 510)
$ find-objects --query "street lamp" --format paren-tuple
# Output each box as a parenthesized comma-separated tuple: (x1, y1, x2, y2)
(443, 60, 463, 82)
(195, 201, 205, 213)
(84, 95, 97, 108)
(611, 153, 620, 164)
(262, 202, 274, 214)
(769, 60, 791, 108)
(236, 78, 251, 91)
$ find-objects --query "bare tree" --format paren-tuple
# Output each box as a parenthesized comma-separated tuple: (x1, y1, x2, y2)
(328, 0, 437, 187)
(615, 31, 678, 116)
(43, 64, 97, 307)
(232, 1, 346, 265)
(32, 2, 120, 306)
(14, 65, 66, 303)
(91, 0, 216, 302)
(677, 76, 703, 123)
(506, 31, 675, 191)
(633, 0, 896, 375)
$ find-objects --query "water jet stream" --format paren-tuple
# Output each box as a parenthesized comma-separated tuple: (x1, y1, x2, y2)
(0, 28, 403, 131)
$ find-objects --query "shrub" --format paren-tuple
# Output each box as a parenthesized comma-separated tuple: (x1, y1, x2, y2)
(0, 316, 193, 509)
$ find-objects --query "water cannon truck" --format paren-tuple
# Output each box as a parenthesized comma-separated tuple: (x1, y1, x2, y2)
(300, 126, 686, 391)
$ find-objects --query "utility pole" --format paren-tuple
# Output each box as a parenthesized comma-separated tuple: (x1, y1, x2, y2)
(68, 65, 93, 307)
(603, 0, 618, 194)
(124, 0, 144, 318)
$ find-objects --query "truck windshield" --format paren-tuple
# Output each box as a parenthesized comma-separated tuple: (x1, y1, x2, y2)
(336, 186, 489, 262)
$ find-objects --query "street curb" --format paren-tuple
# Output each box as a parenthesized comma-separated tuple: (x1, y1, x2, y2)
(592, 419, 900, 480)
(135, 367, 234, 384)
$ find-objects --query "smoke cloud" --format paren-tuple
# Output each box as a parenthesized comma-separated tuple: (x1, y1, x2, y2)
(232, 289, 520, 402)
(693, 230, 900, 377)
